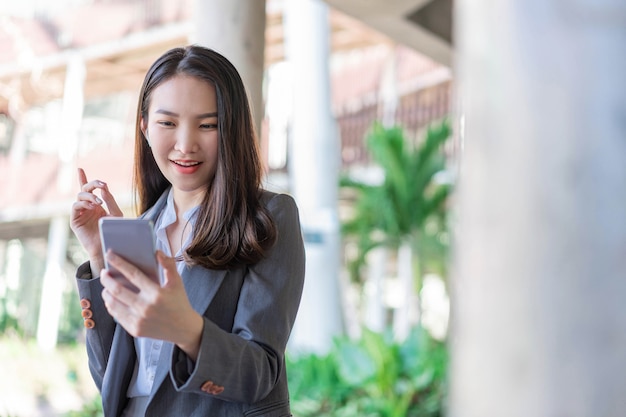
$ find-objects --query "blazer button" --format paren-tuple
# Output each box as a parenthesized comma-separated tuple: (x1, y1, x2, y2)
(81, 309, 93, 319)
(84, 318, 95, 329)
(80, 298, 91, 309)
(201, 380, 223, 395)
(201, 381, 214, 393)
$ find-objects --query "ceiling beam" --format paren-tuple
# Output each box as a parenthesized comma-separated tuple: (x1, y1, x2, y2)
(323, 0, 453, 66)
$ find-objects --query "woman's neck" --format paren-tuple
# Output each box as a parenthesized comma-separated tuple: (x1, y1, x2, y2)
(172, 188, 205, 216)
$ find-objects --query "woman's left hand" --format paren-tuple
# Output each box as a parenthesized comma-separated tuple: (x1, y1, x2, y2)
(100, 250, 204, 361)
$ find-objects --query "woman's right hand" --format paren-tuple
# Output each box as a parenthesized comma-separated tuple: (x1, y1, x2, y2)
(70, 168, 124, 272)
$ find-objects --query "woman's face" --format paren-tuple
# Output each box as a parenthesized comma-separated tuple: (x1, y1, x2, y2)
(142, 75, 219, 203)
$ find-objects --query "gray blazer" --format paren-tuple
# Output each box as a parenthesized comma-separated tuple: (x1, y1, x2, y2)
(76, 190, 305, 416)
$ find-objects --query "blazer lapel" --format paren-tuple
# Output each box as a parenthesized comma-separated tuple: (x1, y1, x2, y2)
(140, 187, 230, 396)
(181, 265, 228, 314)
(141, 189, 228, 313)
(149, 265, 228, 397)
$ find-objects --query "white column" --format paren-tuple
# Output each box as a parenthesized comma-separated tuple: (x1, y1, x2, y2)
(450, 1, 626, 416)
(284, 0, 343, 354)
(36, 217, 69, 350)
(192, 0, 266, 135)
(37, 55, 84, 350)
(364, 246, 387, 333)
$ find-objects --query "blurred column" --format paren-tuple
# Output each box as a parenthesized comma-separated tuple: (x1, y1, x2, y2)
(450, 1, 626, 416)
(37, 217, 70, 350)
(284, 0, 343, 353)
(37, 55, 84, 350)
(192, 0, 266, 135)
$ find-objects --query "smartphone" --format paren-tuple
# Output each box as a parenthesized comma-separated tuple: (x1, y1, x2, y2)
(98, 218, 160, 291)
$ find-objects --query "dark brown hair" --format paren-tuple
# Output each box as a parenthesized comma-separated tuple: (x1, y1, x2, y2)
(133, 45, 276, 269)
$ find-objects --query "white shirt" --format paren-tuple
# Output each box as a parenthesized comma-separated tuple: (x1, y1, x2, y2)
(127, 189, 198, 398)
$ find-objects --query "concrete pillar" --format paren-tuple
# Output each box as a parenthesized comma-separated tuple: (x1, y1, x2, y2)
(37, 55, 84, 350)
(284, 0, 343, 353)
(379, 45, 398, 127)
(36, 217, 69, 350)
(450, 1, 626, 416)
(58, 55, 85, 194)
(364, 246, 388, 333)
(192, 0, 266, 136)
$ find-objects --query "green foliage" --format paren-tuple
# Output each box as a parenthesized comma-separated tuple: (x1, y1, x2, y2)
(0, 293, 21, 336)
(63, 396, 103, 417)
(288, 327, 447, 417)
(340, 121, 453, 282)
(57, 285, 86, 345)
(0, 237, 86, 342)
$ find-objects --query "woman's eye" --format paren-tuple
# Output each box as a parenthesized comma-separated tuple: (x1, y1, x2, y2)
(200, 123, 218, 129)
(158, 121, 175, 127)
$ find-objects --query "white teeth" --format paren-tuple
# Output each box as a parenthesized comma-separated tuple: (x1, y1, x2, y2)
(173, 161, 200, 167)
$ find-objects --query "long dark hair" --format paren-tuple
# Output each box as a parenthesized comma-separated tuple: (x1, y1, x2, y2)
(133, 45, 276, 269)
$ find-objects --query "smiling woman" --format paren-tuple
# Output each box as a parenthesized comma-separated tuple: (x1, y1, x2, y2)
(141, 75, 220, 209)
(68, 45, 306, 417)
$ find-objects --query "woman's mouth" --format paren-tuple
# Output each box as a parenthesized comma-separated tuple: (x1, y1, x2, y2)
(172, 160, 201, 167)
(171, 160, 202, 174)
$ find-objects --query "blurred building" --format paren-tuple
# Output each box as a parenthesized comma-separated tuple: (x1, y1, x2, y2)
(0, 0, 452, 345)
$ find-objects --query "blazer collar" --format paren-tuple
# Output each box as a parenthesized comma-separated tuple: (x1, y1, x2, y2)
(140, 188, 229, 396)
(139, 187, 228, 312)
(130, 188, 228, 398)
(140, 188, 170, 222)
(149, 266, 227, 399)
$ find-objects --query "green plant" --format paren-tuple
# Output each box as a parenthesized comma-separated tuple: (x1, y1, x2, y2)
(288, 327, 447, 417)
(63, 395, 103, 417)
(341, 121, 452, 283)
(0, 293, 20, 336)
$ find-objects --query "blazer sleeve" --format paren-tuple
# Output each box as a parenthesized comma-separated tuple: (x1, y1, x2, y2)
(170, 193, 306, 403)
(75, 262, 117, 392)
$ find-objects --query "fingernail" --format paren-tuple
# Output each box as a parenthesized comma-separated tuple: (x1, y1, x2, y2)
(95, 197, 102, 204)
(97, 181, 106, 187)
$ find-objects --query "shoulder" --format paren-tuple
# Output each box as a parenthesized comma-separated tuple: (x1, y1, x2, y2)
(258, 190, 305, 262)
(260, 190, 299, 216)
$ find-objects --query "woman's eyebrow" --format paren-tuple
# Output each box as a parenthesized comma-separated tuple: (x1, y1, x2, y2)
(155, 109, 178, 116)
(153, 110, 217, 119)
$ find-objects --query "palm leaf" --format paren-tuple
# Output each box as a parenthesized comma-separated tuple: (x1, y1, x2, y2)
(340, 119, 452, 279)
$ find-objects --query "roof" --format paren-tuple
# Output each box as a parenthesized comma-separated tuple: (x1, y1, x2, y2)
(0, 0, 392, 112)
(0, 0, 451, 240)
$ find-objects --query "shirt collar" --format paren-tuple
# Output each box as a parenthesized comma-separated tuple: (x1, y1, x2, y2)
(155, 188, 201, 241)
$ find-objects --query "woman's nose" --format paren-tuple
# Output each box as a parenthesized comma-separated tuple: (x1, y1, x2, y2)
(174, 128, 199, 154)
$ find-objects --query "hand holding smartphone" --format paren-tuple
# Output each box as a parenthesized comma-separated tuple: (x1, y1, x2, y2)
(98, 218, 160, 291)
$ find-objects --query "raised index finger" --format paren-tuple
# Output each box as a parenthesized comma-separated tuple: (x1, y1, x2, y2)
(78, 167, 88, 187)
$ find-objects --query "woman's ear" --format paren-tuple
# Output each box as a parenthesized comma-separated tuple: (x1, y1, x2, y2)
(140, 118, 150, 145)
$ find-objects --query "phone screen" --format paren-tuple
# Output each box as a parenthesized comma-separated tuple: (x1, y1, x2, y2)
(98, 218, 160, 290)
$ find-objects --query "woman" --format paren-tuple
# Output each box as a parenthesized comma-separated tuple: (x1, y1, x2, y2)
(70, 45, 305, 416)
